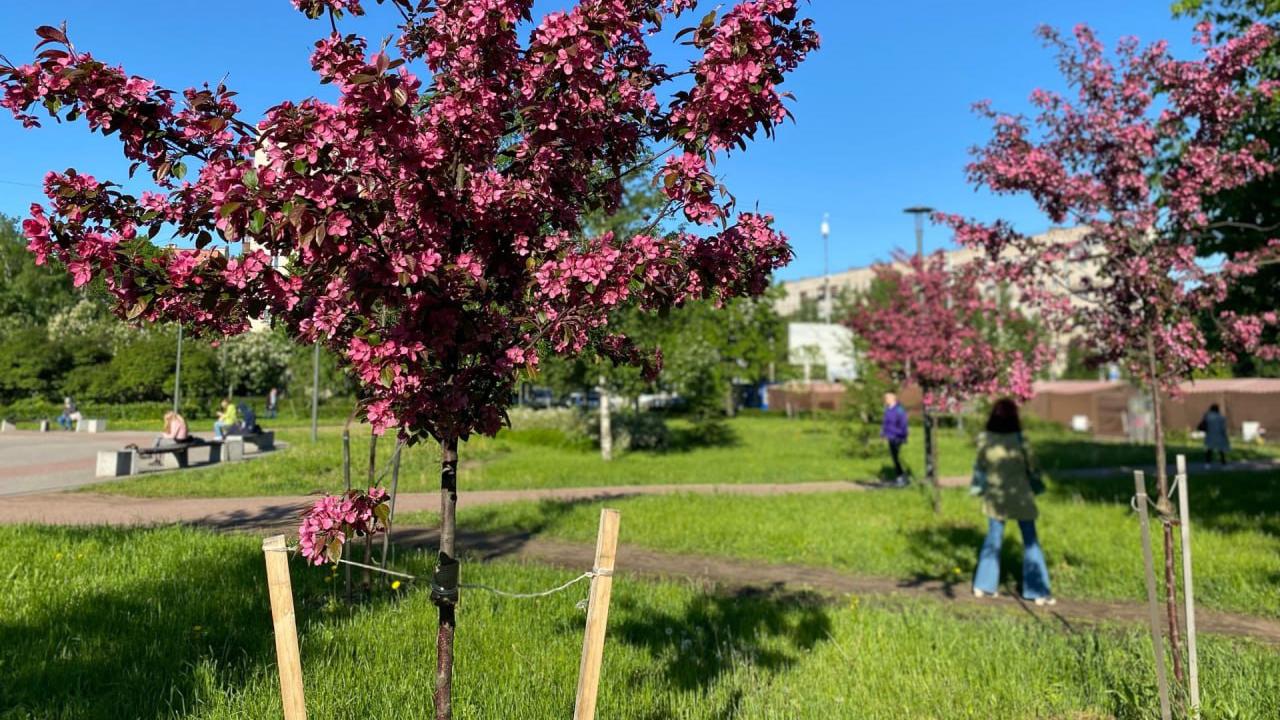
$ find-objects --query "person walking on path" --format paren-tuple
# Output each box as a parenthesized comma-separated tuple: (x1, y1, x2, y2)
(880, 392, 909, 487)
(213, 399, 238, 440)
(1199, 403, 1230, 465)
(970, 398, 1055, 605)
(266, 387, 280, 419)
(57, 397, 80, 431)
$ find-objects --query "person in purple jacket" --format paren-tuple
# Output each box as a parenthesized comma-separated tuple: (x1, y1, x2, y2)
(881, 392, 910, 487)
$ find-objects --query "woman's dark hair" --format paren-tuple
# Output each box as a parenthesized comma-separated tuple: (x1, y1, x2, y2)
(986, 398, 1022, 434)
(1209, 403, 1220, 413)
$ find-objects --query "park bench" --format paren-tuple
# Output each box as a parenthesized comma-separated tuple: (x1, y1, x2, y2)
(0, 418, 53, 432)
(94, 430, 276, 477)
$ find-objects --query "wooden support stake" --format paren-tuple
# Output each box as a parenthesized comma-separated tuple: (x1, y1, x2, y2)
(573, 508, 621, 720)
(262, 535, 307, 720)
(1176, 455, 1201, 716)
(1134, 472, 1173, 720)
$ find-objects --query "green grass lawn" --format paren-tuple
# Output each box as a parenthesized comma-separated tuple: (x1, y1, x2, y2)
(391, 469, 1280, 619)
(91, 413, 1280, 498)
(4, 525, 1278, 719)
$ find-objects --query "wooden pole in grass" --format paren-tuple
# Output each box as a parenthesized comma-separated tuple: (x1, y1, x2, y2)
(262, 535, 307, 720)
(1134, 471, 1172, 720)
(573, 508, 620, 720)
(1176, 454, 1201, 715)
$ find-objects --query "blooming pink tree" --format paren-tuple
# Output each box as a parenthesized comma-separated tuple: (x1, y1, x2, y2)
(940, 23, 1280, 682)
(0, 1, 817, 713)
(847, 251, 1051, 511)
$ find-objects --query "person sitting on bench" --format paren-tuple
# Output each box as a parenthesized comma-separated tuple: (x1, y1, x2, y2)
(149, 410, 192, 466)
(58, 397, 81, 431)
(213, 399, 239, 440)
(155, 410, 190, 448)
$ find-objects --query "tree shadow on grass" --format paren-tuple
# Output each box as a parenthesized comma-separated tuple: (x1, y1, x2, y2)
(608, 583, 831, 717)
(0, 526, 408, 720)
(1032, 437, 1275, 473)
(1046, 469, 1280, 537)
(901, 523, 1024, 598)
(0, 528, 276, 720)
(662, 419, 741, 454)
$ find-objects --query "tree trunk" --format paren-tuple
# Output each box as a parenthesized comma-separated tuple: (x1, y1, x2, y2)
(599, 377, 613, 462)
(342, 427, 352, 602)
(433, 438, 459, 720)
(923, 407, 941, 514)
(1145, 336, 1185, 684)
(362, 431, 377, 593)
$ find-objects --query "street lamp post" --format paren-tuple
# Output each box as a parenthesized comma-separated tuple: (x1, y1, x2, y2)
(903, 206, 933, 259)
(820, 213, 831, 323)
(902, 205, 937, 504)
(172, 324, 183, 413)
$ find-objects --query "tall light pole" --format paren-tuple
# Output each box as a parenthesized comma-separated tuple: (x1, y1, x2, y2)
(903, 205, 937, 500)
(311, 342, 320, 443)
(820, 213, 831, 323)
(172, 324, 183, 413)
(903, 206, 934, 259)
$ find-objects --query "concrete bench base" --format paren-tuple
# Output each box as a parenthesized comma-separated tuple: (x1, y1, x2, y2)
(39, 420, 50, 432)
(96, 450, 136, 478)
(0, 420, 15, 433)
(216, 437, 245, 463)
(76, 418, 107, 433)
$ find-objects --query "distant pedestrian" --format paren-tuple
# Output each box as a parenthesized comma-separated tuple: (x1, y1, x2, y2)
(267, 387, 280, 419)
(880, 392, 909, 487)
(57, 397, 81, 431)
(970, 398, 1054, 606)
(1198, 404, 1230, 465)
(213, 399, 239, 440)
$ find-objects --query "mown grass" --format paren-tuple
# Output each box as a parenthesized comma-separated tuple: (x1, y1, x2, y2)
(3, 525, 1278, 719)
(391, 469, 1280, 619)
(91, 413, 1279, 498)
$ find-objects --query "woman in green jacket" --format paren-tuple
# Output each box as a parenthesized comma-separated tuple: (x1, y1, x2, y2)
(970, 398, 1055, 605)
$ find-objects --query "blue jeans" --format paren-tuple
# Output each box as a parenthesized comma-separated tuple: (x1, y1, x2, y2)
(57, 413, 73, 430)
(973, 518, 1052, 600)
(214, 420, 228, 439)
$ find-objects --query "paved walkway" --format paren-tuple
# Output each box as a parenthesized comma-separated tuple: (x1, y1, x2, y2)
(0, 430, 275, 496)
(0, 431, 157, 495)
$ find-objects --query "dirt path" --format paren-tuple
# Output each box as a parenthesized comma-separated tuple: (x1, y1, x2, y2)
(381, 526, 1280, 646)
(0, 480, 942, 526)
(5, 479, 1279, 644)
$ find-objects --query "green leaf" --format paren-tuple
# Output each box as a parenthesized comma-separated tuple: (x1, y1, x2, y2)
(325, 538, 343, 563)
(249, 209, 266, 234)
(171, 162, 187, 180)
(242, 169, 259, 190)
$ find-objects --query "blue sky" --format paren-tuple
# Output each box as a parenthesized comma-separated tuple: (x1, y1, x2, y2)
(0, 1, 1197, 281)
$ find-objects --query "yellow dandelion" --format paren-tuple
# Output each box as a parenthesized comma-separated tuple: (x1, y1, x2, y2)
(54, 552, 63, 561)
(391, 580, 402, 590)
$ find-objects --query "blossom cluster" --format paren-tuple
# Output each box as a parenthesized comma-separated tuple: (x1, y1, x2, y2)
(298, 487, 389, 565)
(941, 23, 1280, 390)
(0, 1, 817, 444)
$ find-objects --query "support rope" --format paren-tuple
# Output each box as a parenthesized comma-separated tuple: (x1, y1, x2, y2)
(265, 545, 608, 600)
